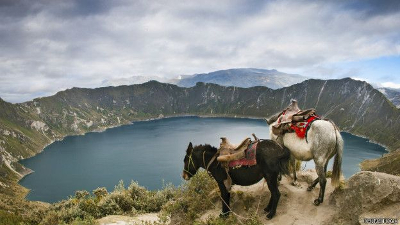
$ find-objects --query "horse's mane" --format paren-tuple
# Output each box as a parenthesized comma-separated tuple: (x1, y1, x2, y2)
(194, 144, 217, 153)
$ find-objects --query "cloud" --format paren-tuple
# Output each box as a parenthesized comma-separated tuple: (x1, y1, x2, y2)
(0, 0, 400, 102)
(381, 82, 400, 89)
(351, 77, 369, 82)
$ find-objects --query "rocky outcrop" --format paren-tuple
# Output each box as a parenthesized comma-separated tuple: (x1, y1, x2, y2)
(361, 149, 400, 176)
(330, 171, 400, 224)
(30, 121, 49, 132)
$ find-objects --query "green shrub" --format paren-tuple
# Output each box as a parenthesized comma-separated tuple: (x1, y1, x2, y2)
(75, 190, 89, 200)
(79, 198, 99, 217)
(114, 180, 126, 192)
(128, 181, 149, 202)
(40, 210, 60, 225)
(163, 170, 218, 224)
(108, 191, 134, 212)
(0, 210, 25, 225)
(128, 181, 176, 212)
(93, 187, 108, 201)
(97, 195, 121, 217)
(69, 216, 96, 225)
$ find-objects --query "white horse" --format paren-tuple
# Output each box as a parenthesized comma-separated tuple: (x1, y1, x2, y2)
(267, 104, 343, 206)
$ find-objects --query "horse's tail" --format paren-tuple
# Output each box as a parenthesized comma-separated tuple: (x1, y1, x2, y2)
(331, 123, 343, 188)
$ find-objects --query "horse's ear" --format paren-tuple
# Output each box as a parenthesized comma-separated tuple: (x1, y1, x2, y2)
(187, 142, 193, 154)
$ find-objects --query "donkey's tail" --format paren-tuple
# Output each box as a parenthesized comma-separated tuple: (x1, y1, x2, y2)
(331, 124, 343, 188)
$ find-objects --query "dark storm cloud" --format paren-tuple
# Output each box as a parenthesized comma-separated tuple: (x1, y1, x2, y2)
(340, 0, 400, 17)
(0, 0, 399, 102)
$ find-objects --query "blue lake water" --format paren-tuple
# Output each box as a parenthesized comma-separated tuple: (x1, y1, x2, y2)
(19, 116, 387, 203)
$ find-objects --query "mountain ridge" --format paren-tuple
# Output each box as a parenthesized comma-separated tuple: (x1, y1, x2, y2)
(0, 78, 399, 205)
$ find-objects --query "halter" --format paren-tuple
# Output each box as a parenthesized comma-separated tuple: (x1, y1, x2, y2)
(184, 147, 219, 178)
(183, 150, 197, 177)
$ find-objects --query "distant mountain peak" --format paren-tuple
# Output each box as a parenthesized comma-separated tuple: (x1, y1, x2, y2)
(377, 87, 400, 108)
(175, 68, 309, 89)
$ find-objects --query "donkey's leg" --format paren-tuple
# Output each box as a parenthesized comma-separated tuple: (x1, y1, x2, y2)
(217, 181, 231, 217)
(313, 162, 327, 206)
(264, 172, 280, 219)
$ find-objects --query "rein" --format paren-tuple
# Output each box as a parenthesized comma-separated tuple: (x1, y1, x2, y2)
(206, 149, 220, 172)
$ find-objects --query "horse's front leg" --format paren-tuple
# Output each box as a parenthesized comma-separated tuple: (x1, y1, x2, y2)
(217, 181, 231, 217)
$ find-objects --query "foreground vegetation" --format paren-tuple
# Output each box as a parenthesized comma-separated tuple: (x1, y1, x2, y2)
(1, 171, 265, 225)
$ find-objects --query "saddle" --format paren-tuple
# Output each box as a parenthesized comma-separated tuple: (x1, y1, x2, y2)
(217, 137, 252, 162)
(216, 134, 259, 191)
(269, 100, 319, 138)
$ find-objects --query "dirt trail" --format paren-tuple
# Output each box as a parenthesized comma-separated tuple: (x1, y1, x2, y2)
(97, 213, 161, 225)
(98, 170, 400, 225)
(199, 170, 337, 224)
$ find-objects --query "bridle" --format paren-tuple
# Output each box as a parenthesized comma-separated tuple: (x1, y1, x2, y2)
(184, 147, 220, 178)
(183, 150, 197, 177)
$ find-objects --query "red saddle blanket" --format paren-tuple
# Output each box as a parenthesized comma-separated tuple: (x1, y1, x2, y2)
(228, 141, 258, 168)
(290, 115, 319, 138)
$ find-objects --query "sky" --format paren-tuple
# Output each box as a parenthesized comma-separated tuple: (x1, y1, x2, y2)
(1, 0, 400, 103)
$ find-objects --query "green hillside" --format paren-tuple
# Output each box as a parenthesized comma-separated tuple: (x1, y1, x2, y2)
(0, 78, 399, 222)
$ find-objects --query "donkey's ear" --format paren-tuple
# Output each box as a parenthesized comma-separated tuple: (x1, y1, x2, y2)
(187, 142, 193, 154)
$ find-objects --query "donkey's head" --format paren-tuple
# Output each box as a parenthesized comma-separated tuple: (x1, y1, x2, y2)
(182, 142, 200, 180)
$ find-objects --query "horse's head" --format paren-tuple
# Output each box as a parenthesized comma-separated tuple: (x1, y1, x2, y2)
(182, 142, 200, 180)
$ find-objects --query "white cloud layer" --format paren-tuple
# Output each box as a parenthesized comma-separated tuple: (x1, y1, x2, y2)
(1, 0, 400, 102)
(381, 82, 400, 89)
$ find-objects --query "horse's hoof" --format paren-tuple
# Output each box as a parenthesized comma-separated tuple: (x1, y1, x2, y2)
(313, 199, 321, 206)
(266, 212, 275, 220)
(219, 211, 231, 218)
(307, 186, 314, 191)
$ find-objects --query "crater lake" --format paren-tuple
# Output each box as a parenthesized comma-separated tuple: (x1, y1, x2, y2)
(19, 116, 387, 203)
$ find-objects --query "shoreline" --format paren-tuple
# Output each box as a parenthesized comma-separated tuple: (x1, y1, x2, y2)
(16, 113, 389, 202)
(340, 131, 389, 153)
